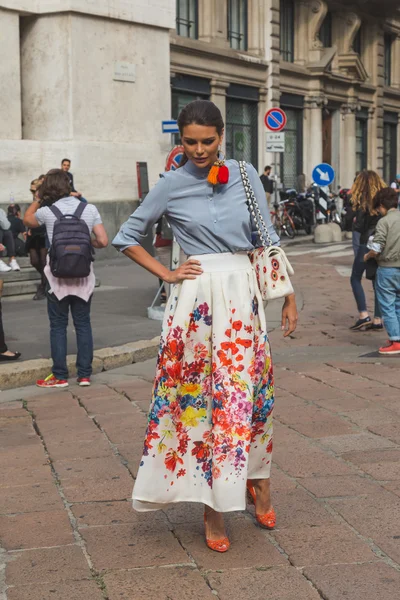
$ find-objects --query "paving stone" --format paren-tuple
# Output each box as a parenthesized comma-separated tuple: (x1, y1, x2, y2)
(274, 523, 377, 567)
(208, 567, 322, 600)
(276, 405, 354, 438)
(341, 406, 398, 428)
(304, 563, 400, 600)
(366, 422, 400, 444)
(318, 432, 396, 454)
(93, 413, 148, 444)
(174, 515, 287, 570)
(37, 418, 97, 436)
(54, 456, 129, 480)
(62, 474, 132, 503)
(165, 502, 207, 525)
(45, 437, 112, 461)
(0, 510, 73, 550)
(356, 460, 400, 481)
(341, 448, 400, 467)
(116, 441, 144, 476)
(273, 446, 356, 478)
(75, 391, 135, 416)
(272, 488, 337, 529)
(328, 493, 400, 562)
(300, 475, 383, 497)
(0, 483, 64, 514)
(71, 500, 166, 528)
(111, 379, 153, 403)
(6, 546, 91, 585)
(6, 580, 104, 600)
(80, 522, 190, 570)
(104, 566, 214, 600)
(0, 446, 46, 469)
(1, 465, 53, 488)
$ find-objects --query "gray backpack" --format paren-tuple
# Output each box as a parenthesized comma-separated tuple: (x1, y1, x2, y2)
(49, 203, 93, 278)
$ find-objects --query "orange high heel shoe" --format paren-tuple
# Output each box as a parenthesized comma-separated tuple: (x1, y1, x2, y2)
(204, 511, 230, 553)
(246, 481, 276, 530)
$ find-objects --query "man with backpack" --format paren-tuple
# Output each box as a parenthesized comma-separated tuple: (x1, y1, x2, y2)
(24, 169, 108, 388)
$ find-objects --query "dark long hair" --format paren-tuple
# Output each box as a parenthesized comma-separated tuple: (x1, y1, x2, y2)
(38, 169, 71, 207)
(177, 100, 224, 167)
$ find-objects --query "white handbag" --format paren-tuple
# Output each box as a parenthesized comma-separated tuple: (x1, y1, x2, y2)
(239, 161, 294, 301)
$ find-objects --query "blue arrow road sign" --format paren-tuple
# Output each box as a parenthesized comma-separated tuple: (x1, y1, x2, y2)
(312, 163, 335, 186)
(162, 120, 180, 134)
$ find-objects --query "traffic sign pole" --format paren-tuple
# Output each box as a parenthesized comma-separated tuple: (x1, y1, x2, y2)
(265, 108, 287, 209)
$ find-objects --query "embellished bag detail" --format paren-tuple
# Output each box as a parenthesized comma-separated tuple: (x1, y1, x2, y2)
(207, 156, 230, 185)
(238, 161, 294, 301)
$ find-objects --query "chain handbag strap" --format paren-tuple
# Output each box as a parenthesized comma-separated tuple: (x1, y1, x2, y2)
(239, 161, 273, 247)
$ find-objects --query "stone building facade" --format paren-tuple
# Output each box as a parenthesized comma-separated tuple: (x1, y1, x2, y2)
(0, 0, 175, 243)
(1, 0, 400, 235)
(172, 0, 400, 189)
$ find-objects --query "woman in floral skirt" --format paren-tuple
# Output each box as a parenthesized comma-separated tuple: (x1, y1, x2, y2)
(113, 100, 298, 552)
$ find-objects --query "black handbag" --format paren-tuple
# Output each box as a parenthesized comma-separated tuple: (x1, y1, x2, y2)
(365, 258, 378, 280)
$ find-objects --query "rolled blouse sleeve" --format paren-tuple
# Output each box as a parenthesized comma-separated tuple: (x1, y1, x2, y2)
(246, 163, 280, 247)
(112, 175, 169, 251)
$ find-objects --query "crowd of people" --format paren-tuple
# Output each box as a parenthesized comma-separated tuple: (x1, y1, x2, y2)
(0, 159, 102, 364)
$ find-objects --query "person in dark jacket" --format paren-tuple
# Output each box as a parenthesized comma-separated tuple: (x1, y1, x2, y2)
(260, 166, 274, 207)
(7, 204, 26, 257)
(349, 171, 386, 331)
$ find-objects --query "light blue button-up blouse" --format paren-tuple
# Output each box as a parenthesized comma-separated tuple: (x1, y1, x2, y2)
(112, 159, 280, 256)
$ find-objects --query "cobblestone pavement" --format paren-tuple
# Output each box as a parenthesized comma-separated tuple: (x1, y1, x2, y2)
(1, 243, 400, 600)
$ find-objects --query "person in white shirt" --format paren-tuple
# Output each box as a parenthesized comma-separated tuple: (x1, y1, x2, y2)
(24, 169, 108, 389)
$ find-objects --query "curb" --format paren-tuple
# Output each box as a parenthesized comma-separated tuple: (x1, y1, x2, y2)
(0, 337, 160, 391)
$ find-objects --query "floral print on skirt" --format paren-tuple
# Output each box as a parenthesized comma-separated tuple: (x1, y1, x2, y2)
(133, 252, 274, 513)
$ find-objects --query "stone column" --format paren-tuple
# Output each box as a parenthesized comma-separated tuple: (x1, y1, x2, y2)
(0, 9, 22, 139)
(248, 0, 265, 56)
(304, 96, 324, 180)
(294, 1, 309, 66)
(199, 0, 229, 48)
(391, 36, 400, 90)
(340, 103, 357, 188)
(210, 80, 229, 152)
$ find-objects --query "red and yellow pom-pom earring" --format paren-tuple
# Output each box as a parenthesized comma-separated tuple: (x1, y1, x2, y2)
(207, 150, 229, 186)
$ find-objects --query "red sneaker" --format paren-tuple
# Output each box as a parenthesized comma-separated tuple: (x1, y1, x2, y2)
(379, 341, 400, 355)
(36, 374, 69, 388)
(77, 377, 91, 387)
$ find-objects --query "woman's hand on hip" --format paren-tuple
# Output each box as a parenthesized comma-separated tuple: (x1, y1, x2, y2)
(281, 293, 298, 337)
(165, 259, 203, 284)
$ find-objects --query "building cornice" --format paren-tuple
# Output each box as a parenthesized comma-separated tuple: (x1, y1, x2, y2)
(170, 35, 268, 70)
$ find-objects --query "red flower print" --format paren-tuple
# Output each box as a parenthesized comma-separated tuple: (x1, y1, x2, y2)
(236, 338, 252, 348)
(225, 328, 232, 338)
(244, 325, 253, 334)
(217, 350, 232, 367)
(232, 320, 243, 331)
(165, 450, 184, 472)
(236, 354, 244, 361)
(267, 439, 273, 453)
(191, 441, 211, 461)
(177, 468, 186, 478)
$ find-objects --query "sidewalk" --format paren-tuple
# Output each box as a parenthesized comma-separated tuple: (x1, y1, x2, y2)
(1, 244, 400, 599)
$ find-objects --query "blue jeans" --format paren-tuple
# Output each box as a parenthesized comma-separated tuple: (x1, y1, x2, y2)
(352, 230, 361, 258)
(350, 245, 382, 318)
(375, 267, 400, 341)
(47, 292, 93, 379)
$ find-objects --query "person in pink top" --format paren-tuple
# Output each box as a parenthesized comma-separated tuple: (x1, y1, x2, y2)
(24, 169, 108, 388)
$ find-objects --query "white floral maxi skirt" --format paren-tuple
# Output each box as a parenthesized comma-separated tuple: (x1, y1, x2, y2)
(133, 252, 274, 513)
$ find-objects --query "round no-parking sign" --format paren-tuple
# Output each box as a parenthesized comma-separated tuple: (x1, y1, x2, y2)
(165, 146, 184, 171)
(264, 108, 287, 132)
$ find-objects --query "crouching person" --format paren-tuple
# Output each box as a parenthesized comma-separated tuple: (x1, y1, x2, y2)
(24, 169, 108, 387)
(364, 187, 400, 356)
